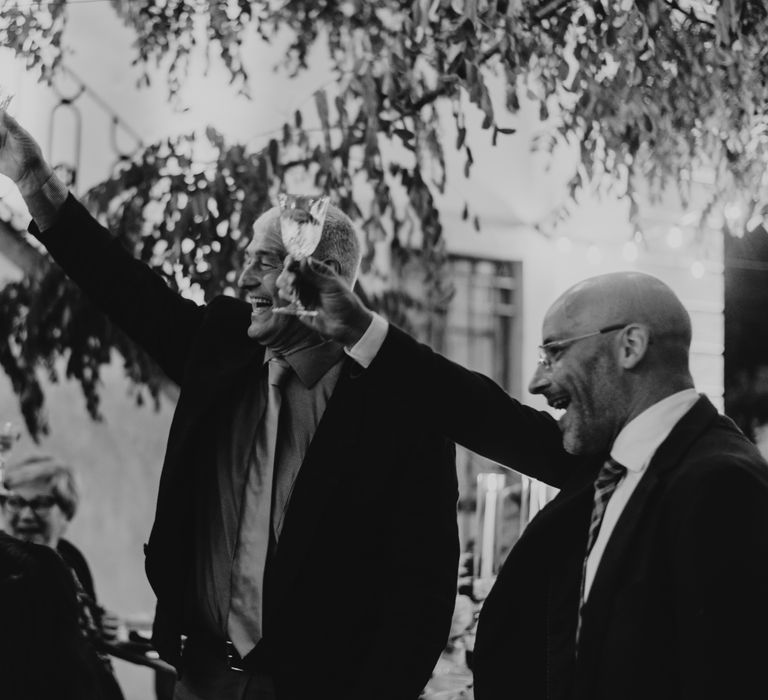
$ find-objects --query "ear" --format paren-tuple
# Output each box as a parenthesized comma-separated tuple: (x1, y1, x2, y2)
(618, 324, 650, 369)
(321, 258, 342, 276)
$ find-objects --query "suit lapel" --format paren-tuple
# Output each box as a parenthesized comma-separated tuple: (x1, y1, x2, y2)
(579, 396, 719, 658)
(172, 334, 265, 444)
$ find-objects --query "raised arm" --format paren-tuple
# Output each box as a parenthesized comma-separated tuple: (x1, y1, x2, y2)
(0, 110, 203, 383)
(278, 257, 590, 487)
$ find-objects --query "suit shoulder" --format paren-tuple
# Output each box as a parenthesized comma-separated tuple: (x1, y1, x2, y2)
(668, 417, 768, 496)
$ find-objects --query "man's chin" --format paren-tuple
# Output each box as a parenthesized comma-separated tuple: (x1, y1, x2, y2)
(561, 428, 587, 456)
(246, 319, 271, 340)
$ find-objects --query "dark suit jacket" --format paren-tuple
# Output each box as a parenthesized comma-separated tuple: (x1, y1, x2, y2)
(371, 325, 768, 700)
(31, 196, 460, 700)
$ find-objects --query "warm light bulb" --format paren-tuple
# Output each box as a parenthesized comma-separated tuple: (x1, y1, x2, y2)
(556, 236, 572, 253)
(690, 261, 705, 279)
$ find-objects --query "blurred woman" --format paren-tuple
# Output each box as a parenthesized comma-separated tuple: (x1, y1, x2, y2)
(0, 532, 101, 699)
(1, 455, 124, 700)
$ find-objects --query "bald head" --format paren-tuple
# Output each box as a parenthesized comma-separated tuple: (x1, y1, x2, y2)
(550, 272, 692, 374)
(530, 272, 695, 455)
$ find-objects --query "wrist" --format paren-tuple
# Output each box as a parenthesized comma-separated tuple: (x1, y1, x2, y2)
(17, 160, 54, 198)
(343, 307, 374, 348)
(25, 170, 69, 231)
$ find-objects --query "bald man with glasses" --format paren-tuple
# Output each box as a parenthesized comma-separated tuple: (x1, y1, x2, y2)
(278, 263, 768, 700)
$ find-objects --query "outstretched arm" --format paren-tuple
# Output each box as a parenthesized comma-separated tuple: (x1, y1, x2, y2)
(278, 257, 588, 487)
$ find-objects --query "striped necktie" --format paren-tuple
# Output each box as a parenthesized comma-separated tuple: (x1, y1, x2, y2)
(227, 356, 290, 657)
(577, 457, 626, 643)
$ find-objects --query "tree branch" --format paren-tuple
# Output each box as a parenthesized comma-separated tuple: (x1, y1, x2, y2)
(663, 0, 716, 27)
(533, 0, 574, 21)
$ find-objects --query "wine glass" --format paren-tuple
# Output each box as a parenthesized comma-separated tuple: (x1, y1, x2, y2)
(272, 193, 330, 317)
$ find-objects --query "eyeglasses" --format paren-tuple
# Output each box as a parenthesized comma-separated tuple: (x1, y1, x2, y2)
(0, 494, 59, 514)
(537, 323, 628, 370)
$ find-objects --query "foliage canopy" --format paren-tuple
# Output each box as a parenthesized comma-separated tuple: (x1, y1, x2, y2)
(1, 0, 767, 436)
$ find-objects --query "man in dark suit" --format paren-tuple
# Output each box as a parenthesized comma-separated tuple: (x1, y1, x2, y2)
(0, 111, 460, 700)
(277, 257, 768, 699)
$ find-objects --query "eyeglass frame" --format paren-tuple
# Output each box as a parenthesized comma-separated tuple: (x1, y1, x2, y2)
(0, 492, 61, 514)
(537, 323, 629, 370)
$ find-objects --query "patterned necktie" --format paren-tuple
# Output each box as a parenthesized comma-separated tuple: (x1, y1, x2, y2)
(576, 457, 626, 643)
(228, 357, 290, 657)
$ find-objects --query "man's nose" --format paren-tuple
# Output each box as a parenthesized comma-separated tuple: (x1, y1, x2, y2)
(238, 264, 256, 289)
(528, 363, 550, 395)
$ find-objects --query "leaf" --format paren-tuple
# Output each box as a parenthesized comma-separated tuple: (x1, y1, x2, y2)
(456, 126, 467, 149)
(464, 146, 474, 177)
(394, 127, 415, 142)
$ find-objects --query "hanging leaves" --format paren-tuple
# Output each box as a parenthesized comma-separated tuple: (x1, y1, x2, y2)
(4, 0, 768, 433)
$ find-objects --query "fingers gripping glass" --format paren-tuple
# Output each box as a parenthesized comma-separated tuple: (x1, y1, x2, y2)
(537, 323, 627, 370)
(272, 193, 330, 318)
(0, 494, 59, 514)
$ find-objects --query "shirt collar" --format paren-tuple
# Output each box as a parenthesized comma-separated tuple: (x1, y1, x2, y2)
(265, 340, 345, 389)
(610, 389, 700, 474)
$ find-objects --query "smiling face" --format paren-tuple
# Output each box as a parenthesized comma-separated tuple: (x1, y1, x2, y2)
(528, 297, 627, 456)
(527, 272, 697, 456)
(1, 480, 70, 548)
(238, 208, 315, 351)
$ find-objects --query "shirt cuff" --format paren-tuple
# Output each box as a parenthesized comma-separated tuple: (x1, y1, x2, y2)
(344, 312, 389, 368)
(26, 172, 69, 232)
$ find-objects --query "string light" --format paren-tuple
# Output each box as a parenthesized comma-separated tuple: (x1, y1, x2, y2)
(690, 261, 705, 279)
(724, 201, 743, 228)
(555, 236, 572, 253)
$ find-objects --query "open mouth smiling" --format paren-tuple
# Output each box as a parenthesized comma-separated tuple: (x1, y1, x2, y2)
(548, 394, 571, 416)
(247, 292, 273, 309)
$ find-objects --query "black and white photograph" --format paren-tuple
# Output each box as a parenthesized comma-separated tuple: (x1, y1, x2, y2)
(2, 1, 768, 698)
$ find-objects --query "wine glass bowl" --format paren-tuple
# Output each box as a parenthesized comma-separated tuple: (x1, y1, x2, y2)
(273, 193, 330, 317)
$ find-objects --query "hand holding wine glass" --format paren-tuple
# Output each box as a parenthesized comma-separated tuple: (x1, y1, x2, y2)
(272, 193, 330, 317)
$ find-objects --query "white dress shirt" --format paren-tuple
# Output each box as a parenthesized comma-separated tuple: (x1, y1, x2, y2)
(582, 387, 700, 599)
(344, 311, 389, 366)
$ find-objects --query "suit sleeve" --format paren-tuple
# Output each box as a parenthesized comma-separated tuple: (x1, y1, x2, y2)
(29, 194, 203, 384)
(366, 324, 587, 488)
(670, 454, 768, 699)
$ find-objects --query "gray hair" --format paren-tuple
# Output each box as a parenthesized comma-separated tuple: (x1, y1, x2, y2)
(3, 456, 80, 520)
(314, 204, 362, 285)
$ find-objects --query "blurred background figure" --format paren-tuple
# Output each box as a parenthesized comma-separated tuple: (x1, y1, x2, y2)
(0, 455, 125, 700)
(0, 532, 101, 700)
